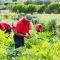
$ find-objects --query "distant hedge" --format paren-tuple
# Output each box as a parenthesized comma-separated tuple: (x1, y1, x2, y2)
(37, 5, 45, 13)
(7, 4, 45, 13)
(8, 2, 60, 13)
(0, 5, 6, 10)
(0, 2, 60, 13)
(46, 2, 60, 13)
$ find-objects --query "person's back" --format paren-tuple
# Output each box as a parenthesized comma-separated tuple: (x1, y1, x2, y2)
(14, 17, 30, 35)
(0, 22, 12, 34)
(35, 24, 42, 32)
(2, 22, 12, 30)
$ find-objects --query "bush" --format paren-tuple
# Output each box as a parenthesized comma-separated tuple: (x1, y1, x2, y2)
(11, 4, 18, 12)
(7, 3, 16, 10)
(48, 19, 56, 32)
(48, 2, 60, 10)
(37, 5, 45, 13)
(26, 4, 37, 13)
(0, 30, 14, 47)
(7, 2, 60, 13)
(0, 47, 7, 60)
(46, 2, 60, 13)
(9, 4, 45, 13)
(0, 29, 60, 60)
(0, 5, 6, 10)
(16, 4, 27, 13)
(11, 4, 27, 13)
(41, 23, 48, 32)
(40, 19, 56, 32)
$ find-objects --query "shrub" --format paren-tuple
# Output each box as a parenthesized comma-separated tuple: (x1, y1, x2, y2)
(11, 4, 27, 13)
(12, 4, 18, 12)
(41, 23, 48, 32)
(0, 5, 6, 10)
(48, 19, 56, 32)
(27, 4, 37, 13)
(0, 47, 7, 60)
(7, 4, 46, 13)
(37, 5, 45, 13)
(47, 2, 60, 13)
(0, 29, 60, 60)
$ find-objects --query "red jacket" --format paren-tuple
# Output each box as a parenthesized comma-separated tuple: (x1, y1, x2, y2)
(35, 24, 42, 31)
(14, 18, 30, 35)
(0, 22, 12, 30)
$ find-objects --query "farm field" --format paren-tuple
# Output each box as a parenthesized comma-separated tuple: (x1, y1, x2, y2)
(0, 30, 60, 60)
(0, 13, 60, 60)
(0, 1, 60, 60)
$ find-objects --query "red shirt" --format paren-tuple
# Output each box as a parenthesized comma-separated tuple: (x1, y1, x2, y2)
(0, 22, 12, 30)
(14, 18, 30, 35)
(35, 24, 42, 31)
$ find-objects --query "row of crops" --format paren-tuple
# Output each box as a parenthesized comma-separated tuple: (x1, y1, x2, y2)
(0, 29, 60, 60)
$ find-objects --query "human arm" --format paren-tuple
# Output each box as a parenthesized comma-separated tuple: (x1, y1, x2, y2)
(14, 32, 25, 37)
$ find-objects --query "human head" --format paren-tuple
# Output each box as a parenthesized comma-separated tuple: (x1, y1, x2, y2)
(25, 14, 33, 22)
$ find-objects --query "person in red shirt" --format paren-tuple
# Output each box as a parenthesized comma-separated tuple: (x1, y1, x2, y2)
(14, 14, 33, 49)
(35, 24, 42, 32)
(0, 22, 12, 34)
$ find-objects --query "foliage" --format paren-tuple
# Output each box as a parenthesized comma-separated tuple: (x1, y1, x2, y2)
(0, 47, 7, 60)
(48, 19, 56, 32)
(0, 30, 60, 60)
(0, 13, 60, 60)
(27, 4, 37, 13)
(46, 2, 60, 13)
(0, 30, 14, 47)
(37, 5, 45, 13)
(7, 2, 60, 13)
(56, 32, 60, 37)
(7, 4, 45, 13)
(0, 5, 6, 10)
(0, 2, 60, 13)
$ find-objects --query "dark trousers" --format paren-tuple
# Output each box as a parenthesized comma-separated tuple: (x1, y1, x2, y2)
(14, 34, 24, 48)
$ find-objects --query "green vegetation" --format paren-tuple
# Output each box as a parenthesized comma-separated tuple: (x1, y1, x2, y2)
(0, 0, 60, 60)
(0, 2, 60, 13)
(0, 9, 60, 60)
(0, 29, 60, 60)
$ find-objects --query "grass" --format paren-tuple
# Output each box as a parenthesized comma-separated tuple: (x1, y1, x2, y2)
(0, 13, 60, 25)
(1, 19, 17, 25)
(33, 13, 60, 24)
